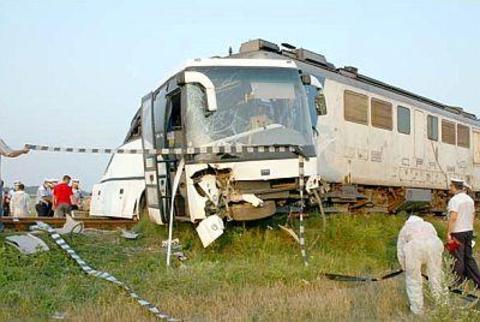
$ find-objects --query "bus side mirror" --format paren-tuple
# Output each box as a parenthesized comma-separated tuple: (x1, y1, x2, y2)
(177, 71, 217, 112)
(301, 74, 327, 116)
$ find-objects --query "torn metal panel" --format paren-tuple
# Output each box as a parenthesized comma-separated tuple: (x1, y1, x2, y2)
(5, 233, 49, 254)
(54, 215, 84, 235)
(196, 215, 224, 248)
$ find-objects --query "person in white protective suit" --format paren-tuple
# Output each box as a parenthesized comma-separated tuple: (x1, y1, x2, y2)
(397, 215, 444, 314)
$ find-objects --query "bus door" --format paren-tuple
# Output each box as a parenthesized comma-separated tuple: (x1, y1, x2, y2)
(141, 94, 164, 224)
(162, 86, 186, 219)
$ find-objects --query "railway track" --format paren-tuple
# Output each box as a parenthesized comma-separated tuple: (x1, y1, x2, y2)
(0, 216, 137, 231)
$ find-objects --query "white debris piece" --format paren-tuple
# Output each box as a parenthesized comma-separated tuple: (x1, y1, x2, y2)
(196, 215, 224, 248)
(5, 233, 49, 254)
(162, 238, 180, 249)
(240, 194, 263, 207)
(306, 175, 321, 194)
(55, 215, 84, 234)
(121, 229, 140, 240)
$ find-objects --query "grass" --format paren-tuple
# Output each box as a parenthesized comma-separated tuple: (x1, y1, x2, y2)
(1, 212, 479, 321)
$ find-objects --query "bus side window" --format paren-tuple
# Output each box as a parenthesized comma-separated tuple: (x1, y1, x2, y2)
(153, 89, 167, 148)
(165, 89, 183, 148)
(167, 91, 182, 131)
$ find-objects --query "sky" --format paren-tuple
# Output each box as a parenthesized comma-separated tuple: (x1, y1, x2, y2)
(1, 0, 479, 190)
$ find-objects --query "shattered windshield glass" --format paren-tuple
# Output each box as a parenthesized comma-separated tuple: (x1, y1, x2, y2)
(185, 66, 314, 152)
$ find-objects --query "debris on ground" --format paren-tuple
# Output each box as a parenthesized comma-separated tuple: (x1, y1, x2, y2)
(278, 224, 300, 244)
(162, 238, 181, 249)
(120, 228, 141, 240)
(51, 311, 66, 320)
(196, 215, 224, 247)
(161, 238, 186, 261)
(55, 215, 84, 234)
(5, 233, 49, 254)
(173, 251, 188, 261)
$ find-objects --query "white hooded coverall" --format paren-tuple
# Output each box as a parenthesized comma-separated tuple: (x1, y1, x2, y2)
(397, 216, 444, 314)
(10, 190, 31, 217)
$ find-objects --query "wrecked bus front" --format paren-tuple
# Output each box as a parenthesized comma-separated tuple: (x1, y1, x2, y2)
(141, 59, 317, 224)
(182, 64, 316, 221)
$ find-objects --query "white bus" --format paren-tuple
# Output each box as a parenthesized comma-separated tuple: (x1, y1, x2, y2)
(91, 55, 320, 224)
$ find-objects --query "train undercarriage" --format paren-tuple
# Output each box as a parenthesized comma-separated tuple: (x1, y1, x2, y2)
(308, 182, 480, 215)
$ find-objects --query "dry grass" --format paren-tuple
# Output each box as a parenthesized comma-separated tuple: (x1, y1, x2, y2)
(1, 213, 479, 321)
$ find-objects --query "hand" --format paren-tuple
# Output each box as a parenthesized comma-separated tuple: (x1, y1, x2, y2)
(447, 234, 453, 242)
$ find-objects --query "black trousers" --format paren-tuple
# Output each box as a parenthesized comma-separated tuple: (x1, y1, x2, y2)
(451, 231, 480, 288)
(35, 203, 53, 217)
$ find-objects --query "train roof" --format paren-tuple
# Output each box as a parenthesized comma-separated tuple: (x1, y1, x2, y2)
(231, 39, 478, 122)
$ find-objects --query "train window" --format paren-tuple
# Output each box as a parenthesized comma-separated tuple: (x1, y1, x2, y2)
(427, 115, 438, 141)
(441, 120, 456, 145)
(457, 124, 470, 148)
(397, 106, 410, 134)
(371, 98, 392, 130)
(344, 90, 368, 125)
(474, 131, 480, 163)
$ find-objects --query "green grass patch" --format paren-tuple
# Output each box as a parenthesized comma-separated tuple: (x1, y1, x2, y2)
(0, 213, 478, 321)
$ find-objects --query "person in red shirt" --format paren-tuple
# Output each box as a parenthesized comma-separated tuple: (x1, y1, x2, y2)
(53, 175, 73, 217)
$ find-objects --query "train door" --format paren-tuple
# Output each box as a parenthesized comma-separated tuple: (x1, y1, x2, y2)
(141, 94, 164, 224)
(414, 110, 425, 161)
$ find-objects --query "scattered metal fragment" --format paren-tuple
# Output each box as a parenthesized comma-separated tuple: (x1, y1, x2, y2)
(5, 233, 49, 254)
(173, 251, 187, 261)
(196, 215, 224, 248)
(278, 224, 300, 244)
(121, 229, 141, 240)
(54, 215, 84, 235)
(51, 311, 66, 320)
(162, 238, 180, 249)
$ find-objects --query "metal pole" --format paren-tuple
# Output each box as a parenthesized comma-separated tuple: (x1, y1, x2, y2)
(166, 157, 185, 267)
(298, 155, 308, 266)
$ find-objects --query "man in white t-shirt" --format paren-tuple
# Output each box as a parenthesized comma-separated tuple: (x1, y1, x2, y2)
(447, 178, 480, 288)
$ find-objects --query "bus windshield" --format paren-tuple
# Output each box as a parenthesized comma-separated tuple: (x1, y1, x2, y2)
(185, 66, 314, 154)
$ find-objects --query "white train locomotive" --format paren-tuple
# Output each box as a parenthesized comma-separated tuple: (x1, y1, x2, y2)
(91, 39, 479, 220)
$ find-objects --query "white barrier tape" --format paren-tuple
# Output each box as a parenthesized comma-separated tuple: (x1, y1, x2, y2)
(33, 222, 177, 321)
(27, 142, 309, 266)
(298, 156, 308, 267)
(25, 144, 299, 155)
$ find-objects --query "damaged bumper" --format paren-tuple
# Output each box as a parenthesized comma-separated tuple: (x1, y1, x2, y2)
(183, 157, 317, 222)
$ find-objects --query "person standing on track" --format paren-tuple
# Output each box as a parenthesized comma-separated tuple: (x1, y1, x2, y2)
(53, 175, 73, 217)
(446, 178, 480, 288)
(0, 139, 29, 222)
(9, 183, 31, 217)
(397, 215, 444, 315)
(71, 179, 83, 211)
(35, 179, 53, 217)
